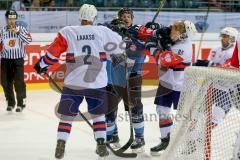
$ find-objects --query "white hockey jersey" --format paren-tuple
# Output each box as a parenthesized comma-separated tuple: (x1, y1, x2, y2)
(208, 45, 234, 66)
(159, 40, 193, 92)
(42, 25, 124, 89)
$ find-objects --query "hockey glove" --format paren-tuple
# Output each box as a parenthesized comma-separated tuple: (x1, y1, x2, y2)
(153, 26, 171, 38)
(145, 22, 160, 30)
(110, 18, 128, 36)
(152, 27, 172, 51)
(194, 59, 210, 67)
(34, 58, 49, 75)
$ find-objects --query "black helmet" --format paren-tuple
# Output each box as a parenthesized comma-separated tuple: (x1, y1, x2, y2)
(118, 8, 134, 19)
(5, 10, 18, 19)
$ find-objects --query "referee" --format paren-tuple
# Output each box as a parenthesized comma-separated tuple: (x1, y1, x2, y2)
(0, 10, 32, 112)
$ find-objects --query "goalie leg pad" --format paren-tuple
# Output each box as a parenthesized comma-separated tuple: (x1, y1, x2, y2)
(212, 106, 226, 127)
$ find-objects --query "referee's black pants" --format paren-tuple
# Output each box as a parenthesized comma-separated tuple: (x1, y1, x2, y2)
(1, 58, 26, 107)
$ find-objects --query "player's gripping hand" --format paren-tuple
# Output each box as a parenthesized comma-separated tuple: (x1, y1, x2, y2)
(34, 58, 49, 75)
(145, 22, 160, 30)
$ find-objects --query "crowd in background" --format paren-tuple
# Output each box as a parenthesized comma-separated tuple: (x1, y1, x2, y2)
(0, 0, 240, 11)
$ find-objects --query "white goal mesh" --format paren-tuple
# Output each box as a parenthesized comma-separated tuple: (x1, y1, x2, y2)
(159, 66, 240, 160)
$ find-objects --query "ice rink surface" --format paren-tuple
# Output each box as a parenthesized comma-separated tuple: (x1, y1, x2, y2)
(0, 86, 164, 160)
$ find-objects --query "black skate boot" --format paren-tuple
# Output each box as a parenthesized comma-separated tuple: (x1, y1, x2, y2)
(107, 134, 121, 149)
(150, 134, 170, 156)
(96, 138, 109, 160)
(6, 106, 14, 112)
(131, 137, 145, 153)
(55, 139, 66, 159)
(16, 99, 26, 112)
(16, 105, 25, 112)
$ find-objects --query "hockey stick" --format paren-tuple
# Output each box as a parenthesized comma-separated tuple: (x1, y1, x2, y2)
(152, 0, 166, 23)
(196, 2, 210, 60)
(46, 73, 137, 158)
(113, 56, 136, 154)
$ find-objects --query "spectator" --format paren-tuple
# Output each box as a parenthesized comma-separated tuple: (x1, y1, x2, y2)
(55, 0, 73, 7)
(31, 0, 54, 11)
(11, 0, 26, 11)
(31, 0, 40, 11)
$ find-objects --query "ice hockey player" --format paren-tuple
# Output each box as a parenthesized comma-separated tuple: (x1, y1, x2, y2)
(105, 8, 150, 153)
(208, 27, 238, 66)
(209, 27, 239, 128)
(34, 4, 124, 159)
(145, 20, 197, 156)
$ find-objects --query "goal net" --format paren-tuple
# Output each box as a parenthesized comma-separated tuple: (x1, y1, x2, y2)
(159, 66, 240, 160)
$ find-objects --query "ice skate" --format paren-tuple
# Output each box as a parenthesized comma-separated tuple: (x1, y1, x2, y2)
(55, 139, 66, 159)
(16, 106, 25, 112)
(6, 106, 14, 112)
(150, 134, 170, 156)
(107, 134, 121, 149)
(96, 138, 109, 160)
(131, 138, 145, 153)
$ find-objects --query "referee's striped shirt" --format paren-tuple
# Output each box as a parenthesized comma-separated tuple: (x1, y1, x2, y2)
(0, 25, 32, 59)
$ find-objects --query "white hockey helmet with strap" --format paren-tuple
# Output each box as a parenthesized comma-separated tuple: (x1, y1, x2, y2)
(79, 4, 97, 22)
(220, 27, 238, 44)
(183, 20, 197, 40)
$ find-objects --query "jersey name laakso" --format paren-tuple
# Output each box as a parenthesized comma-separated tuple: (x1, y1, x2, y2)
(77, 34, 95, 41)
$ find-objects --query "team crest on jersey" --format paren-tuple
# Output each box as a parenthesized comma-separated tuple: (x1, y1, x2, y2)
(164, 53, 172, 62)
(8, 39, 16, 47)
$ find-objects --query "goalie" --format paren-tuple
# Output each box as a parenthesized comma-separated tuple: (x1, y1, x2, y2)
(195, 27, 238, 67)
(195, 27, 239, 127)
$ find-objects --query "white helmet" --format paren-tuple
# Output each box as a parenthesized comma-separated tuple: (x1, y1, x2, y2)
(183, 20, 197, 40)
(220, 27, 238, 43)
(79, 4, 97, 22)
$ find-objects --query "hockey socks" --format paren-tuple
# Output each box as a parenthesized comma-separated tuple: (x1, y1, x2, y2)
(93, 116, 107, 142)
(157, 105, 173, 138)
(131, 107, 145, 139)
(159, 118, 173, 138)
(57, 119, 73, 141)
(133, 122, 144, 139)
(107, 120, 116, 141)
